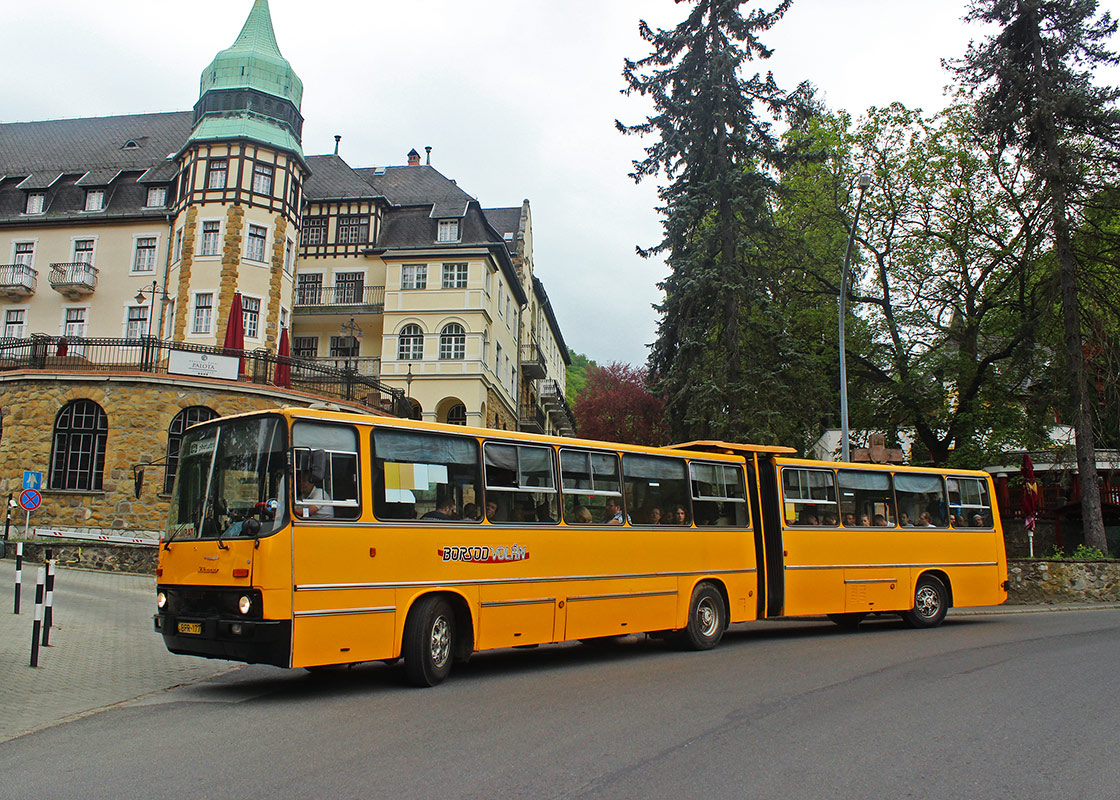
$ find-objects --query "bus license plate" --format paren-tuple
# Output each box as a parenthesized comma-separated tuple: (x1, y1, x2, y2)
(178, 621, 203, 635)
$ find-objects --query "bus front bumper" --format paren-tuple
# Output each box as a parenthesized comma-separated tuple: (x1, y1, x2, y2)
(154, 613, 291, 668)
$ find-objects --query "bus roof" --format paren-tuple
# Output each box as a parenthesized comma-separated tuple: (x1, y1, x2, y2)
(669, 440, 799, 456)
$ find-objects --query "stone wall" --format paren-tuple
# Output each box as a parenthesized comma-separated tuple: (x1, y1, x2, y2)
(1, 540, 157, 575)
(1006, 559, 1120, 604)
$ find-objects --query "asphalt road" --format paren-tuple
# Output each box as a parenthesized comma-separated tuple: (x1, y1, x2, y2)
(1, 600, 1117, 800)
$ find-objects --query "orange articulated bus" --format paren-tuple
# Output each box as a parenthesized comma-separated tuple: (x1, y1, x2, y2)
(154, 408, 1008, 686)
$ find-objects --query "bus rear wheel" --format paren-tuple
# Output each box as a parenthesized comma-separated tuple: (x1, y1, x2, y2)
(403, 596, 455, 686)
(678, 582, 727, 650)
(903, 575, 948, 629)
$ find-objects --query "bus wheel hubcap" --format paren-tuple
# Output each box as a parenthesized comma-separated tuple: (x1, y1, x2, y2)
(697, 598, 718, 637)
(430, 616, 451, 667)
(915, 586, 939, 617)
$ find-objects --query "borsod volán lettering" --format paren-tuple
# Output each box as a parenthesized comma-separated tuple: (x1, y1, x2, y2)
(438, 544, 529, 563)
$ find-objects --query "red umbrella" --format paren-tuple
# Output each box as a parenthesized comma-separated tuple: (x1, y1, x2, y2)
(275, 326, 291, 388)
(1021, 453, 1039, 532)
(223, 292, 245, 377)
(57, 338, 68, 357)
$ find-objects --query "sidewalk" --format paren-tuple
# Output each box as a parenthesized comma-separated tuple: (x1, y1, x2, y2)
(0, 559, 239, 743)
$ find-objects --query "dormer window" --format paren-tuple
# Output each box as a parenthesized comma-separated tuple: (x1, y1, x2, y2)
(84, 189, 105, 211)
(122, 140, 140, 150)
(437, 219, 459, 243)
(145, 186, 167, 208)
(25, 192, 45, 215)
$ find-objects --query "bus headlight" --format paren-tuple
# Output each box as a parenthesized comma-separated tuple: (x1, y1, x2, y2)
(238, 595, 253, 615)
(157, 591, 167, 610)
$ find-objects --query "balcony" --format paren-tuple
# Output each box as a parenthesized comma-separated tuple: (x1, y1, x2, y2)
(49, 262, 99, 299)
(520, 339, 546, 380)
(293, 284, 385, 315)
(519, 402, 546, 434)
(539, 379, 576, 436)
(0, 264, 37, 298)
(302, 355, 381, 378)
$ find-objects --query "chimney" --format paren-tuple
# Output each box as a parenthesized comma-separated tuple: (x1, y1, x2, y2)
(425, 146, 432, 165)
(407, 148, 421, 166)
(334, 135, 341, 155)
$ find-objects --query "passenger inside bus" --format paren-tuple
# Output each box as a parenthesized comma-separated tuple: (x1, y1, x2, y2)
(421, 496, 456, 520)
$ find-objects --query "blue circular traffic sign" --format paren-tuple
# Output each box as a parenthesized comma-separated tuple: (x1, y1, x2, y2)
(19, 489, 41, 511)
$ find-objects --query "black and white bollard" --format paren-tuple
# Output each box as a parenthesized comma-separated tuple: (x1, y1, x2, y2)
(30, 566, 45, 668)
(13, 541, 23, 615)
(42, 559, 56, 646)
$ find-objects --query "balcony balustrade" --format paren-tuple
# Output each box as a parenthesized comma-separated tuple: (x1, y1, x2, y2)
(0, 264, 37, 298)
(49, 262, 99, 299)
(293, 284, 385, 314)
(520, 339, 546, 380)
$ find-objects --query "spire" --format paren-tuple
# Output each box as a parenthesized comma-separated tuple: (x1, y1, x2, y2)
(188, 0, 305, 156)
(199, 0, 303, 109)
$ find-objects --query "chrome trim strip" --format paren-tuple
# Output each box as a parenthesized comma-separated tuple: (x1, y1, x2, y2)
(786, 561, 997, 570)
(293, 606, 394, 618)
(567, 590, 678, 603)
(294, 567, 756, 592)
(480, 598, 556, 608)
(844, 578, 898, 584)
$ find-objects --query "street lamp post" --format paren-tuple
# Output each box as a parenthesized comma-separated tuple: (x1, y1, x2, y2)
(339, 317, 363, 400)
(134, 280, 170, 372)
(838, 173, 872, 462)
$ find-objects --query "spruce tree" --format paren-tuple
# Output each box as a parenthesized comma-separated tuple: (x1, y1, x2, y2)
(618, 0, 812, 443)
(949, 0, 1120, 552)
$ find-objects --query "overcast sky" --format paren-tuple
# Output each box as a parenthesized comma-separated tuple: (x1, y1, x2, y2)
(5, 0, 1120, 366)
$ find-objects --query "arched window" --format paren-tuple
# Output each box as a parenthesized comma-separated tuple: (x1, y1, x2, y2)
(408, 399, 423, 420)
(398, 324, 423, 360)
(164, 406, 218, 493)
(447, 403, 467, 425)
(49, 400, 108, 491)
(439, 323, 466, 360)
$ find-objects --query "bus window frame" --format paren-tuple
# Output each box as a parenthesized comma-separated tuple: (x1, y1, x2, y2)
(559, 447, 623, 525)
(689, 460, 750, 528)
(781, 466, 839, 527)
(483, 440, 560, 525)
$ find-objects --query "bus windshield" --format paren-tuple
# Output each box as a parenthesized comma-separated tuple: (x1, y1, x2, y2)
(166, 415, 288, 541)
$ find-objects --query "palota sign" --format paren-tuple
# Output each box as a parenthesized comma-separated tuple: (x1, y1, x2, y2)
(168, 350, 240, 381)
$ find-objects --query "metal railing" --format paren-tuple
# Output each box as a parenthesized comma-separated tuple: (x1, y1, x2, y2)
(519, 402, 546, 433)
(293, 284, 385, 311)
(0, 264, 37, 294)
(0, 335, 408, 416)
(520, 339, 546, 378)
(307, 355, 381, 377)
(49, 262, 99, 292)
(538, 379, 576, 434)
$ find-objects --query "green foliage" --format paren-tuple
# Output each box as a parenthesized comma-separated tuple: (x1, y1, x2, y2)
(1045, 544, 1109, 560)
(564, 350, 597, 405)
(618, 0, 816, 444)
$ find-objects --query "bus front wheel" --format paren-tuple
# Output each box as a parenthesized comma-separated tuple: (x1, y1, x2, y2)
(403, 596, 455, 687)
(904, 575, 948, 629)
(679, 582, 727, 650)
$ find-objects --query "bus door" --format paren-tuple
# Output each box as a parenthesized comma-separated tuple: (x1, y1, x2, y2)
(755, 456, 786, 618)
(289, 424, 394, 667)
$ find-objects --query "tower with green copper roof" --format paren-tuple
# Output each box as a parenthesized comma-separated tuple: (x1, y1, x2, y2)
(187, 0, 305, 157)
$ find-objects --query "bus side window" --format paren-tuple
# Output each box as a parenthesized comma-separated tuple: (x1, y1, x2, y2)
(782, 467, 837, 526)
(838, 469, 895, 527)
(484, 442, 558, 524)
(371, 428, 481, 521)
(560, 449, 621, 525)
(894, 473, 948, 527)
(292, 422, 361, 521)
(691, 462, 749, 527)
(623, 453, 690, 527)
(947, 477, 993, 528)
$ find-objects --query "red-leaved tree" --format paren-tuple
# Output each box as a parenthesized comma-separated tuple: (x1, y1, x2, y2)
(573, 362, 668, 446)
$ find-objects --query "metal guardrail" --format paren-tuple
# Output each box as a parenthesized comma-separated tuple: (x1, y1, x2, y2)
(0, 335, 408, 416)
(0, 264, 37, 294)
(293, 284, 385, 310)
(48, 262, 99, 292)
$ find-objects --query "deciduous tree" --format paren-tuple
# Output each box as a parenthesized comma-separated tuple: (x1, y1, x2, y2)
(572, 363, 668, 446)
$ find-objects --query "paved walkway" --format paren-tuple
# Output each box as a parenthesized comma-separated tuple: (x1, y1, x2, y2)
(0, 559, 238, 743)
(1, 557, 1117, 743)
